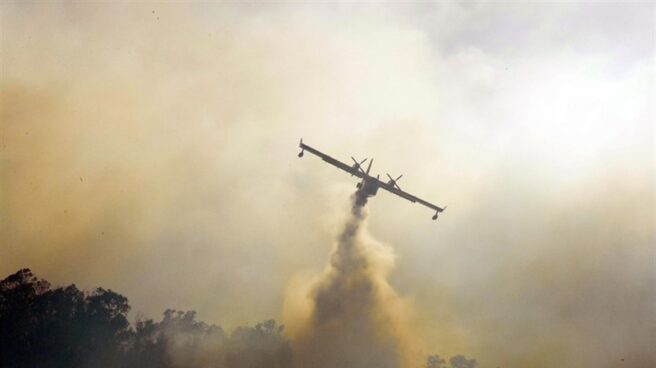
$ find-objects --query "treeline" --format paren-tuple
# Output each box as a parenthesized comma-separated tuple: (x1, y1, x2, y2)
(0, 269, 476, 368)
(0, 269, 290, 368)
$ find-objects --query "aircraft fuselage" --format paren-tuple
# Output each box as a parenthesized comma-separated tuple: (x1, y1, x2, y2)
(356, 176, 380, 197)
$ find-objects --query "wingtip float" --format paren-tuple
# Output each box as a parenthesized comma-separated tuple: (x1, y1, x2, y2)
(298, 139, 446, 221)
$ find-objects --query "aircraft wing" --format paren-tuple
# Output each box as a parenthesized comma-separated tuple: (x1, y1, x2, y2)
(299, 141, 364, 178)
(378, 180, 445, 213)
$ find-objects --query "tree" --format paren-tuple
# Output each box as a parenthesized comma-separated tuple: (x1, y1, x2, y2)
(0, 269, 131, 368)
(450, 354, 478, 368)
(225, 319, 292, 368)
(426, 354, 447, 368)
(124, 319, 171, 368)
(426, 354, 478, 368)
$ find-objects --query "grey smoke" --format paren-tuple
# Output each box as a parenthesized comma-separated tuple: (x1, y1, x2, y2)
(292, 191, 408, 368)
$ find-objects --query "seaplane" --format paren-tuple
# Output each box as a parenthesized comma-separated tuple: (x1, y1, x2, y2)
(298, 139, 446, 220)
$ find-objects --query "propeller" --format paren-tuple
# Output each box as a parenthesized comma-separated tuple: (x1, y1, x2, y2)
(386, 173, 403, 190)
(351, 156, 368, 174)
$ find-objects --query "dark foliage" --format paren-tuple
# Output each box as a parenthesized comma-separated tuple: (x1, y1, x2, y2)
(225, 320, 291, 368)
(0, 269, 291, 368)
(425, 354, 478, 368)
(0, 269, 130, 368)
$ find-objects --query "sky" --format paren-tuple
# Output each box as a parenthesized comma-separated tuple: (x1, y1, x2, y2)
(1, 2, 654, 367)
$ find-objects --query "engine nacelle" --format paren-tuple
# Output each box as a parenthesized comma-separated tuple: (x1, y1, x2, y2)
(432, 213, 438, 220)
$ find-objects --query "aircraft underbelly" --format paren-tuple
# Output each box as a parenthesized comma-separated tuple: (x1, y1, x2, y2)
(361, 180, 379, 196)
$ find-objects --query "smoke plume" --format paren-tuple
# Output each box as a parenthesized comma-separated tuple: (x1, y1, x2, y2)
(290, 192, 416, 368)
(2, 3, 653, 367)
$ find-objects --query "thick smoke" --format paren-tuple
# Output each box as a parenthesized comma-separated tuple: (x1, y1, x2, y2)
(291, 192, 416, 368)
(2, 3, 653, 368)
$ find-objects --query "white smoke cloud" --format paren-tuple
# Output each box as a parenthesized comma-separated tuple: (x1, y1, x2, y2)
(1, 2, 653, 367)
